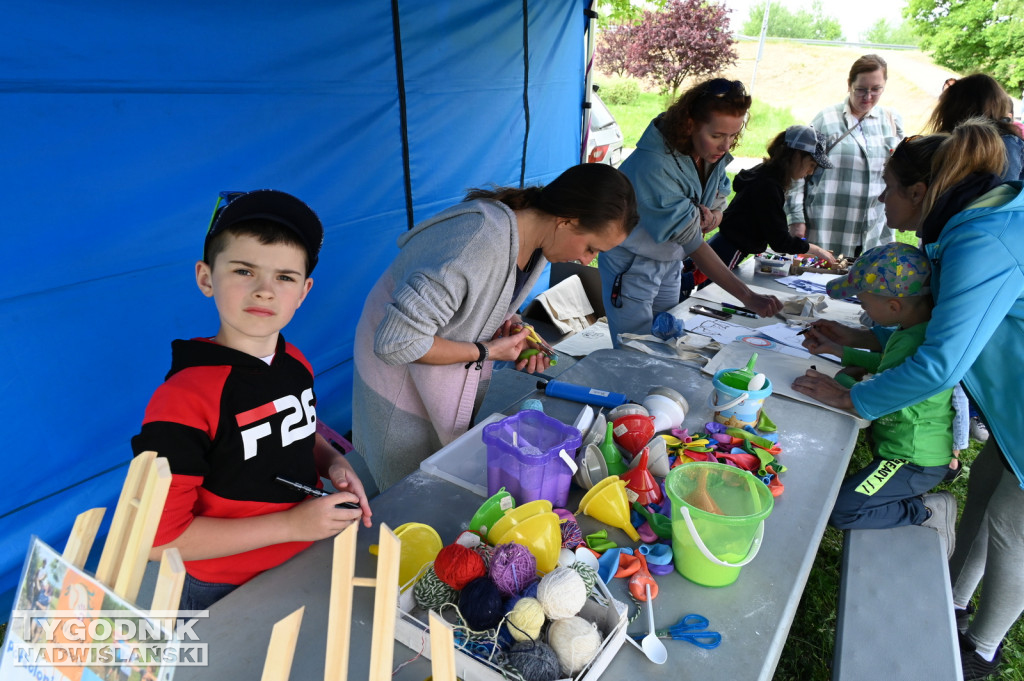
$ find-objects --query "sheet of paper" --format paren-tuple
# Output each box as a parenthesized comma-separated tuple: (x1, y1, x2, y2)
(756, 321, 843, 363)
(680, 315, 810, 358)
(702, 341, 867, 425)
(553, 319, 613, 357)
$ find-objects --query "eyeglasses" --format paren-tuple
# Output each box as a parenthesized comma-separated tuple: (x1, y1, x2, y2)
(206, 190, 247, 236)
(852, 86, 885, 98)
(703, 78, 747, 99)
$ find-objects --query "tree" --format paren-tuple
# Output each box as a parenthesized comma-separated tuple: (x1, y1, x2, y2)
(741, 1, 844, 41)
(596, 23, 636, 78)
(863, 18, 919, 45)
(905, 0, 1023, 95)
(597, 0, 668, 28)
(600, 0, 737, 99)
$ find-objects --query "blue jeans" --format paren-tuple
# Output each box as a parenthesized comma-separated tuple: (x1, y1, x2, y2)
(598, 248, 681, 347)
(179, 573, 238, 611)
(830, 456, 948, 529)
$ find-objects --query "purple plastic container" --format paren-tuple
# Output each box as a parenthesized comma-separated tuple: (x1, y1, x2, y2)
(483, 410, 581, 507)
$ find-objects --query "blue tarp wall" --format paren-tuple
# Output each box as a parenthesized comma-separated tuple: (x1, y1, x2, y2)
(0, 1, 587, 607)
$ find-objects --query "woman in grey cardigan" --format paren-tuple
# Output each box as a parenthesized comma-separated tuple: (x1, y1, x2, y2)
(353, 164, 638, 491)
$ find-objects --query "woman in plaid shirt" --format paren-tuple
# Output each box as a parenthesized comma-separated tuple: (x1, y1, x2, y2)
(785, 54, 904, 258)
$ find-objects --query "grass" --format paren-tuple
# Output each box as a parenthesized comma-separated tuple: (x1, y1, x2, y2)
(775, 434, 1024, 681)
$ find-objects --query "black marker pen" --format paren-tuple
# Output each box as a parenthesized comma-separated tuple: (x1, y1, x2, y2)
(274, 476, 360, 509)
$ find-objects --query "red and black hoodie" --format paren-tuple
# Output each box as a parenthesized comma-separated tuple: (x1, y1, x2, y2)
(131, 335, 321, 585)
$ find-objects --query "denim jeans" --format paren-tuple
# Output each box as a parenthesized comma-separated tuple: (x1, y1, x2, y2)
(179, 573, 238, 611)
(829, 456, 948, 529)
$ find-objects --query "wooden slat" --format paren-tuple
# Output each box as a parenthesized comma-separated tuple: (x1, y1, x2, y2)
(428, 611, 457, 681)
(261, 607, 305, 681)
(63, 508, 105, 569)
(150, 548, 186, 612)
(113, 456, 171, 602)
(96, 451, 155, 585)
(368, 524, 400, 681)
(324, 524, 358, 681)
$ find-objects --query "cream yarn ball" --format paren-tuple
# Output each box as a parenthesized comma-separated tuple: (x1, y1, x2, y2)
(536, 567, 587, 620)
(547, 616, 602, 675)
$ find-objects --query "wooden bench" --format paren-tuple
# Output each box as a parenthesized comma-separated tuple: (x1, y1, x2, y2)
(832, 525, 962, 680)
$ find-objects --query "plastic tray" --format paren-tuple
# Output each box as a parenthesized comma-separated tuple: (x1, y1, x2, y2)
(395, 576, 626, 681)
(418, 413, 504, 497)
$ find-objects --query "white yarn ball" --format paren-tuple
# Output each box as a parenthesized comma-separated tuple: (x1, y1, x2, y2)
(536, 567, 587, 620)
(547, 616, 602, 675)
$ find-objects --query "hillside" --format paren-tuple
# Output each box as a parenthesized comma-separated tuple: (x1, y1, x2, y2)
(614, 40, 960, 135)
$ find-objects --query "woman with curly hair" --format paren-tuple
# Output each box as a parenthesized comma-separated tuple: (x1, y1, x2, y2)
(598, 77, 782, 344)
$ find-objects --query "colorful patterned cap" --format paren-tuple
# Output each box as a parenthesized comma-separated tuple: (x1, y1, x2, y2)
(826, 242, 932, 299)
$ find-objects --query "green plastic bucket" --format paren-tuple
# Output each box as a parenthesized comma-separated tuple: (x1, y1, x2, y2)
(665, 462, 774, 587)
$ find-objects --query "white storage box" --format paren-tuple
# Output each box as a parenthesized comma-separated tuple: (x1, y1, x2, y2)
(419, 413, 504, 496)
(395, 581, 627, 681)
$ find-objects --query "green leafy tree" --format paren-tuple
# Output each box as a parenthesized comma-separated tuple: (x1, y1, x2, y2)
(905, 0, 1023, 95)
(863, 18, 919, 45)
(597, 0, 667, 28)
(601, 0, 737, 99)
(741, 1, 844, 41)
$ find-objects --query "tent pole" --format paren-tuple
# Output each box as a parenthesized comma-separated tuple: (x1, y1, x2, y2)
(582, 0, 598, 164)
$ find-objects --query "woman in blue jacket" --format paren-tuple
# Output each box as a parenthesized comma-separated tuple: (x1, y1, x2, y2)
(598, 78, 782, 344)
(793, 119, 1024, 681)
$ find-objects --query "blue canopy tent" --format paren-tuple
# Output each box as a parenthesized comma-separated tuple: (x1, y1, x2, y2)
(0, 0, 592, 609)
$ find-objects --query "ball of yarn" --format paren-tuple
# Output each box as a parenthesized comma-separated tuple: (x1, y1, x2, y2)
(490, 543, 537, 597)
(413, 566, 458, 611)
(536, 567, 587, 620)
(521, 399, 545, 413)
(507, 640, 560, 681)
(458, 577, 505, 631)
(547, 616, 602, 675)
(434, 543, 487, 590)
(560, 518, 583, 549)
(506, 596, 546, 642)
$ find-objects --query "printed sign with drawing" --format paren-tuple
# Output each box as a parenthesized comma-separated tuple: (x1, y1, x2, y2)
(0, 538, 208, 681)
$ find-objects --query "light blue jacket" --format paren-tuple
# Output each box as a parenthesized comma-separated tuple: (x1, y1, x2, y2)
(615, 118, 732, 261)
(852, 182, 1024, 484)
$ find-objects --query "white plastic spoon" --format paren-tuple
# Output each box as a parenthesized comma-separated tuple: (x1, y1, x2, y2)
(747, 372, 767, 391)
(642, 583, 668, 664)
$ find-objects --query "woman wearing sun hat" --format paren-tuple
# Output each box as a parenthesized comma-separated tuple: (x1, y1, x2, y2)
(786, 54, 904, 257)
(705, 125, 839, 270)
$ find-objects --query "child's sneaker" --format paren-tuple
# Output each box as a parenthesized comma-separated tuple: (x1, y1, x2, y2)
(960, 632, 1002, 680)
(921, 491, 956, 559)
(969, 416, 990, 442)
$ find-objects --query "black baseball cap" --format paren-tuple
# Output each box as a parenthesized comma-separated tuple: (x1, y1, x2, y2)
(204, 189, 324, 274)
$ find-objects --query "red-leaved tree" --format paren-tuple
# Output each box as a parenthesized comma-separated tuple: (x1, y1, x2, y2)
(607, 0, 737, 100)
(595, 23, 636, 78)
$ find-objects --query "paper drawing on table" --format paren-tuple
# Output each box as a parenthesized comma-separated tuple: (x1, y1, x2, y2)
(553, 320, 613, 357)
(735, 335, 809, 359)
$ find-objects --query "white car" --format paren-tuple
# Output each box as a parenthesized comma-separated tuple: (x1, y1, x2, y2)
(586, 89, 624, 166)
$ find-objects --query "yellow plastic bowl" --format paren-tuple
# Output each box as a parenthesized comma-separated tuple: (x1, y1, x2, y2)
(487, 499, 553, 545)
(387, 522, 443, 590)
